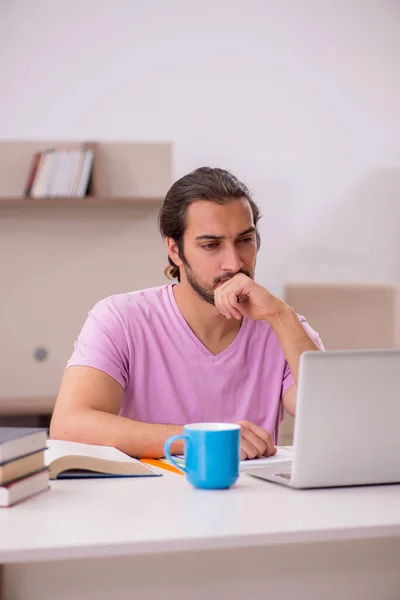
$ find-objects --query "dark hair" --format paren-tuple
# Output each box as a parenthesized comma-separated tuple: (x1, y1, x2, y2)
(158, 166, 261, 281)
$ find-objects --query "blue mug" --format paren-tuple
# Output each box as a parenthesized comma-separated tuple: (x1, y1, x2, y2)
(164, 423, 240, 489)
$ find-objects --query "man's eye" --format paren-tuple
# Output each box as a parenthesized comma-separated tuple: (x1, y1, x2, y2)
(239, 237, 254, 244)
(202, 243, 219, 250)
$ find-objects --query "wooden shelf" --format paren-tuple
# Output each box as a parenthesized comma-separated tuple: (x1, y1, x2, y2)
(0, 196, 164, 209)
(0, 140, 172, 200)
(0, 396, 55, 416)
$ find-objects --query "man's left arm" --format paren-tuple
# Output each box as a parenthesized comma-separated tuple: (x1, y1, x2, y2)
(267, 304, 321, 416)
(214, 274, 323, 417)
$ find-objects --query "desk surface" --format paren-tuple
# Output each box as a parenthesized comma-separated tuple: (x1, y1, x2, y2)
(0, 472, 399, 564)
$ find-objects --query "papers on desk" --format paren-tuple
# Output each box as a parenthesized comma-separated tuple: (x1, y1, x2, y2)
(160, 446, 293, 473)
(239, 446, 293, 470)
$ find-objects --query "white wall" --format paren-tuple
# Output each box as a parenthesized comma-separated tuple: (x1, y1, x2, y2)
(2, 0, 400, 288)
(1, 0, 400, 395)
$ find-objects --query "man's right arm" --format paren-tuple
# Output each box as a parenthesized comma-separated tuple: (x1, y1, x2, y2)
(49, 366, 184, 458)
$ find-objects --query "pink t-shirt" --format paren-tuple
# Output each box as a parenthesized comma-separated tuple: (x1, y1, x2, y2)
(67, 284, 323, 442)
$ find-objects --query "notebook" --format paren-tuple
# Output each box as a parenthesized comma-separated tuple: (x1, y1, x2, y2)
(45, 440, 161, 479)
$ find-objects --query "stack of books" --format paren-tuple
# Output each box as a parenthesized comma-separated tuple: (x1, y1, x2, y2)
(0, 427, 49, 507)
(24, 147, 94, 198)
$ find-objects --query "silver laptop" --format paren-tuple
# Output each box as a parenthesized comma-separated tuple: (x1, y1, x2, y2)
(248, 349, 400, 489)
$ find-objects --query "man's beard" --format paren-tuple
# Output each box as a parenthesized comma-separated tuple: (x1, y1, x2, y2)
(181, 254, 253, 306)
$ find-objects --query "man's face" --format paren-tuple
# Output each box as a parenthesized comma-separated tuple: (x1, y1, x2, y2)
(178, 198, 258, 305)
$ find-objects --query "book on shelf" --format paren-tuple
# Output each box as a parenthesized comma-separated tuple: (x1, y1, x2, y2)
(23, 151, 41, 196)
(0, 427, 49, 507)
(24, 147, 94, 198)
(45, 440, 161, 479)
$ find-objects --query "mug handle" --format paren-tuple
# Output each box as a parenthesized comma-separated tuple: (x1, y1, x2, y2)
(164, 434, 187, 473)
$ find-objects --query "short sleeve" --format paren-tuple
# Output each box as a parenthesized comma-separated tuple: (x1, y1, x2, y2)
(66, 298, 129, 389)
(281, 316, 325, 397)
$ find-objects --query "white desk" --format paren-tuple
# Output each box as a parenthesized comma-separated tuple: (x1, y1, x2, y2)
(1, 472, 400, 600)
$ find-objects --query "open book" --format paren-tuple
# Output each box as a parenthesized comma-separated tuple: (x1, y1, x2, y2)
(46, 440, 161, 480)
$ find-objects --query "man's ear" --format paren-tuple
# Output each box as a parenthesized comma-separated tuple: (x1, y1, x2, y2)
(166, 237, 183, 267)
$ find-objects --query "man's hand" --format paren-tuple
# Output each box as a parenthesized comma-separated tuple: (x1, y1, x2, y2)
(214, 273, 285, 322)
(236, 420, 277, 461)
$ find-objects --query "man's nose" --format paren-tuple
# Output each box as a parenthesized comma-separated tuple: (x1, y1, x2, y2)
(220, 246, 244, 273)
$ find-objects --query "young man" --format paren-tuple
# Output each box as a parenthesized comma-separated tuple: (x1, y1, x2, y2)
(50, 167, 323, 460)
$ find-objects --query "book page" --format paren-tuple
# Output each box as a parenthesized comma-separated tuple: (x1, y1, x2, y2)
(46, 440, 139, 467)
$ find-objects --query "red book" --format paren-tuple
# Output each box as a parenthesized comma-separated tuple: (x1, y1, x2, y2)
(23, 151, 42, 197)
